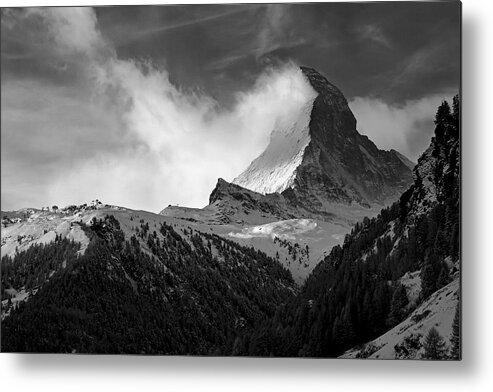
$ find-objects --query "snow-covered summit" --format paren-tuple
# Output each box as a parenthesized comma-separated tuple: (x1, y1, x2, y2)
(233, 95, 316, 194)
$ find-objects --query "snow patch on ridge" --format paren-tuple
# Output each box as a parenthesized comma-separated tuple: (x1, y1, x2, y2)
(228, 219, 317, 241)
(233, 93, 316, 194)
(1, 210, 93, 258)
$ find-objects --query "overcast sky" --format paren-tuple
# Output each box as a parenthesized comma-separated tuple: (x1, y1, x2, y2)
(1, 2, 460, 212)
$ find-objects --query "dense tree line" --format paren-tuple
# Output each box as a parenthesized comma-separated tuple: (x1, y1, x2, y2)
(1, 236, 80, 300)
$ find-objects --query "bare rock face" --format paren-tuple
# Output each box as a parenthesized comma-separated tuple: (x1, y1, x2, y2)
(287, 67, 413, 208)
(209, 178, 295, 220)
(230, 67, 413, 218)
(207, 178, 337, 224)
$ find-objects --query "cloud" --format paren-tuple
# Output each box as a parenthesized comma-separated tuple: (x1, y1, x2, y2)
(255, 4, 287, 58)
(349, 94, 454, 161)
(204, 4, 305, 71)
(131, 6, 257, 39)
(25, 7, 110, 59)
(254, 4, 306, 60)
(1, 7, 316, 212)
(356, 24, 391, 48)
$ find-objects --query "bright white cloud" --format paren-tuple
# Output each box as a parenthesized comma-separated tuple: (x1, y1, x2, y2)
(26, 7, 109, 58)
(349, 94, 454, 161)
(1, 7, 316, 212)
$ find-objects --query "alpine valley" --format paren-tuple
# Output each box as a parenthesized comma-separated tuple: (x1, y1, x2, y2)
(1, 68, 460, 359)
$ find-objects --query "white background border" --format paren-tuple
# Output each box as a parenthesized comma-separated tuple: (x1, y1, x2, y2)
(1, 0, 492, 391)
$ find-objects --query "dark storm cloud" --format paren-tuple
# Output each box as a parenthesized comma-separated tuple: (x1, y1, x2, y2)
(88, 2, 459, 105)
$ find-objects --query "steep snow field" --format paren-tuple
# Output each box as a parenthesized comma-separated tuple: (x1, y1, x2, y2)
(233, 96, 316, 194)
(341, 274, 459, 359)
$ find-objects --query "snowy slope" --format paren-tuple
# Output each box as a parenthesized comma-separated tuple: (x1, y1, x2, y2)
(228, 219, 317, 241)
(233, 96, 316, 194)
(1, 209, 92, 258)
(340, 274, 459, 359)
(1, 206, 104, 320)
(225, 218, 347, 284)
(1, 204, 200, 319)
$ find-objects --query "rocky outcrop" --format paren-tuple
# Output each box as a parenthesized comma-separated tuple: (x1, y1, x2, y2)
(207, 178, 336, 224)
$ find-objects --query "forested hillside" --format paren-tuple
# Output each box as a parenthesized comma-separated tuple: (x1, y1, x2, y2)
(1, 216, 295, 353)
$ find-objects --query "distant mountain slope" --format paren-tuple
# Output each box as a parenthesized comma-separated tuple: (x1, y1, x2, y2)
(392, 150, 416, 170)
(233, 67, 413, 210)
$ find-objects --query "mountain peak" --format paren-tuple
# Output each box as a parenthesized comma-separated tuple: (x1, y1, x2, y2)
(300, 66, 347, 101)
(233, 67, 413, 210)
(209, 178, 243, 204)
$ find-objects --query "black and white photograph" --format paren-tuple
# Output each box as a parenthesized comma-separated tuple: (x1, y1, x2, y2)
(1, 0, 462, 361)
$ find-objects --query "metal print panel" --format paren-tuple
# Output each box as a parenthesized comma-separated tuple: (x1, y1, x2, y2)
(0, 1, 461, 359)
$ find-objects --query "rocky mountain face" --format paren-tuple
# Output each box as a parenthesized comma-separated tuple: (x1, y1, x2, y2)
(160, 178, 306, 226)
(234, 97, 460, 359)
(234, 66, 413, 212)
(207, 178, 336, 224)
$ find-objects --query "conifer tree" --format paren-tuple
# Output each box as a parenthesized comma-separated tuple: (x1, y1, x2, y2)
(434, 100, 451, 125)
(452, 94, 460, 124)
(423, 327, 448, 359)
(450, 302, 461, 359)
(386, 284, 409, 327)
(437, 262, 450, 288)
(421, 259, 438, 299)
